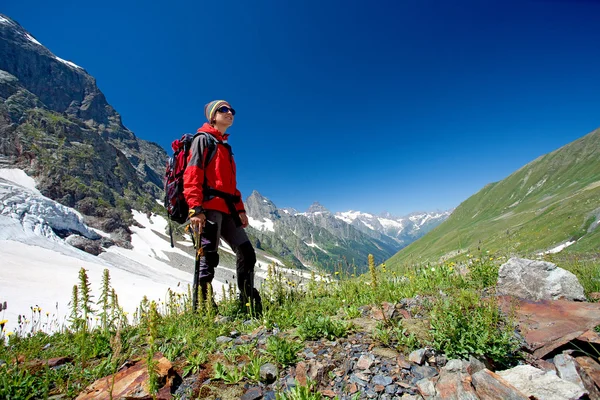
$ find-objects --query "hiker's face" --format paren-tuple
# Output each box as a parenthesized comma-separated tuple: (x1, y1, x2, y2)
(214, 107, 234, 127)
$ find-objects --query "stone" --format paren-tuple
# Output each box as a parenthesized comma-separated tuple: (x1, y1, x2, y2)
(443, 359, 465, 373)
(216, 336, 232, 344)
(241, 386, 262, 400)
(416, 377, 437, 398)
(411, 365, 438, 380)
(466, 356, 486, 375)
(75, 355, 175, 400)
(497, 257, 586, 301)
(575, 356, 600, 386)
(348, 382, 358, 394)
(554, 353, 585, 389)
(357, 354, 374, 370)
(385, 384, 398, 394)
(435, 368, 478, 400)
(372, 346, 400, 359)
(397, 356, 413, 369)
(497, 365, 588, 400)
(321, 389, 336, 398)
(409, 349, 427, 365)
(350, 373, 368, 387)
(471, 369, 529, 400)
(372, 374, 393, 386)
(374, 384, 385, 392)
(259, 363, 278, 384)
(263, 391, 276, 400)
(575, 356, 600, 397)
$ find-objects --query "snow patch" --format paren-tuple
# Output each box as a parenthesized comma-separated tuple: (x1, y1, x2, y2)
(361, 220, 375, 230)
(130, 210, 193, 262)
(24, 33, 42, 46)
(334, 215, 353, 224)
(0, 240, 191, 334)
(525, 178, 547, 197)
(537, 240, 576, 255)
(55, 56, 83, 70)
(304, 241, 328, 254)
(248, 216, 275, 232)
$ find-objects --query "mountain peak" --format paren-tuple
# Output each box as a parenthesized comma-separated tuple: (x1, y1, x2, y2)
(307, 201, 330, 214)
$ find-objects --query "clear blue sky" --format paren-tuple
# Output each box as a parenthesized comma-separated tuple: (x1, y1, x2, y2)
(4, 0, 600, 216)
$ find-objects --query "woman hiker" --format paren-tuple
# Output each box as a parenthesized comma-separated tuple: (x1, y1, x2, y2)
(183, 99, 262, 316)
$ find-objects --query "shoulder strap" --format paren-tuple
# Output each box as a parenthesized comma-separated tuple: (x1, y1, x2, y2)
(194, 132, 220, 169)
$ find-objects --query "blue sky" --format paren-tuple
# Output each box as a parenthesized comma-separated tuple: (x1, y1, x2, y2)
(4, 0, 600, 216)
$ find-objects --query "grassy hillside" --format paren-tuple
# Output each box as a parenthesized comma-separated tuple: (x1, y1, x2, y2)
(388, 127, 600, 267)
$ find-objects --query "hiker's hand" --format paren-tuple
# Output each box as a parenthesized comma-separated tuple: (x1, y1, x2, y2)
(190, 213, 206, 232)
(239, 212, 249, 228)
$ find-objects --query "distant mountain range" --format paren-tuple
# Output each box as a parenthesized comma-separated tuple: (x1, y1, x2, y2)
(244, 191, 451, 272)
(387, 126, 600, 267)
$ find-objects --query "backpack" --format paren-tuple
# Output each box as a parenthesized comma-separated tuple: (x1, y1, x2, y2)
(164, 132, 217, 245)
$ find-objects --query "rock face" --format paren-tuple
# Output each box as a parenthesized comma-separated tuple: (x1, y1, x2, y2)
(497, 257, 586, 301)
(0, 14, 166, 239)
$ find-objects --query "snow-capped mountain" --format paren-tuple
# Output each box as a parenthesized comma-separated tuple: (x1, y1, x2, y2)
(244, 191, 452, 272)
(335, 209, 453, 246)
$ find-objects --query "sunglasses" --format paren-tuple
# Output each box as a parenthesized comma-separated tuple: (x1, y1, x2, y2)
(217, 106, 236, 116)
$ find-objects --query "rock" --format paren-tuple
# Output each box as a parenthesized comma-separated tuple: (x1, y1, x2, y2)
(466, 356, 486, 375)
(216, 336, 232, 344)
(357, 354, 374, 370)
(397, 355, 412, 369)
(497, 365, 588, 400)
(372, 374, 393, 386)
(263, 391, 276, 400)
(372, 347, 400, 359)
(409, 349, 427, 365)
(348, 382, 358, 394)
(435, 367, 478, 400)
(443, 359, 465, 373)
(76, 354, 175, 400)
(471, 369, 529, 400)
(416, 377, 437, 398)
(241, 386, 262, 400)
(65, 234, 104, 256)
(497, 257, 585, 301)
(385, 384, 398, 394)
(411, 365, 438, 380)
(574, 356, 600, 398)
(321, 389, 336, 398)
(259, 363, 278, 384)
(554, 353, 585, 389)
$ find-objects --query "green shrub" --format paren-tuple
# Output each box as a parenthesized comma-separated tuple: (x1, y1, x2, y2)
(266, 335, 303, 367)
(430, 289, 520, 367)
(296, 315, 348, 341)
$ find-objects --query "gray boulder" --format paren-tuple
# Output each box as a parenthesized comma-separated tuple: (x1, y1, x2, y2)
(497, 365, 587, 400)
(497, 257, 585, 301)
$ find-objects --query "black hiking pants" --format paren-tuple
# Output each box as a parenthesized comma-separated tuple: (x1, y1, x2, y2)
(199, 210, 256, 303)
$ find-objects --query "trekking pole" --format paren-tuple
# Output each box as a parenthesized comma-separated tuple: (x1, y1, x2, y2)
(190, 223, 203, 313)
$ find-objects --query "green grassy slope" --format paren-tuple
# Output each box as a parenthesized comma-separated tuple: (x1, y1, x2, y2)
(387, 127, 600, 266)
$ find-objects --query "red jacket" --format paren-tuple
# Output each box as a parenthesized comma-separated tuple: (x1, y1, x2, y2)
(183, 123, 245, 215)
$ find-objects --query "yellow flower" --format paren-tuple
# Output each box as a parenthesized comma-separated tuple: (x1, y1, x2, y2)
(489, 257, 494, 261)
(245, 303, 250, 307)
(0, 319, 7, 326)
(334, 271, 340, 275)
(351, 274, 355, 277)
(6, 331, 13, 336)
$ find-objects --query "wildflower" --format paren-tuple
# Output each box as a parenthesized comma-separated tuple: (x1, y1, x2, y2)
(489, 257, 494, 261)
(431, 267, 435, 272)
(335, 271, 340, 275)
(246, 302, 250, 307)
(6, 331, 13, 336)
(46, 312, 50, 317)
